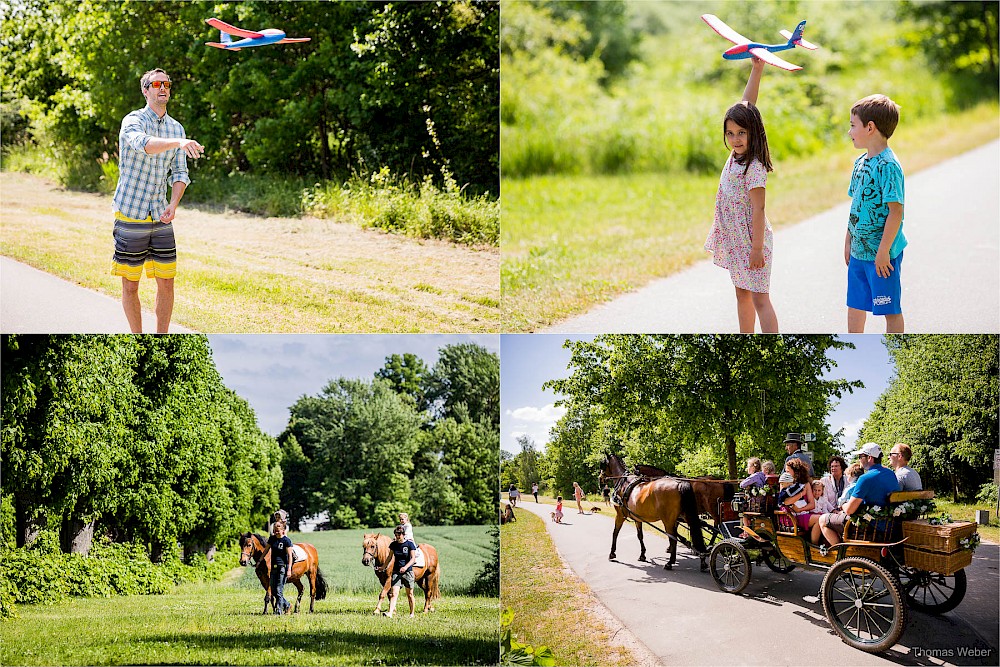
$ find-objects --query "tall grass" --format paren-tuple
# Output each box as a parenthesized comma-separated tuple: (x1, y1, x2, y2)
(500, 1, 995, 179)
(1, 146, 498, 247)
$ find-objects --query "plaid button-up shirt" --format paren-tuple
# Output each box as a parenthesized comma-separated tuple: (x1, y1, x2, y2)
(112, 105, 191, 220)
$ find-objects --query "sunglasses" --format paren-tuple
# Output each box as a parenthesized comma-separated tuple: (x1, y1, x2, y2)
(146, 81, 172, 89)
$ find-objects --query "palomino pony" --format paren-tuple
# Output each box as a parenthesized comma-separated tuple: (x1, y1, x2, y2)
(599, 452, 708, 571)
(361, 533, 441, 614)
(239, 532, 328, 613)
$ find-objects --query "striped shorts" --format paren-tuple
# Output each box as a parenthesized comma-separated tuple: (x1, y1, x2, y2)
(110, 211, 177, 281)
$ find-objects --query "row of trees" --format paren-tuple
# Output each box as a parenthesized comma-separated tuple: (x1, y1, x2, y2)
(279, 343, 499, 529)
(505, 335, 998, 504)
(1, 335, 281, 559)
(859, 335, 998, 502)
(504, 335, 861, 498)
(1, 1, 499, 193)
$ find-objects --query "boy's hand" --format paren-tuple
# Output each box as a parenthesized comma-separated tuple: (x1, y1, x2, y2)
(749, 247, 765, 270)
(875, 248, 894, 278)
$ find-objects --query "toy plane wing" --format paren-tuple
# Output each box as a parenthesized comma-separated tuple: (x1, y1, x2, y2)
(206, 18, 263, 39)
(750, 48, 801, 71)
(701, 14, 750, 45)
(277, 38, 310, 44)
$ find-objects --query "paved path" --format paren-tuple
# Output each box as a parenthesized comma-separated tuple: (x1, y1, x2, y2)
(1, 256, 194, 333)
(516, 500, 999, 666)
(549, 141, 1000, 333)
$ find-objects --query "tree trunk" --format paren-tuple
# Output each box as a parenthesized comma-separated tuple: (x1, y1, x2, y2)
(15, 495, 44, 548)
(726, 433, 737, 480)
(183, 543, 217, 562)
(61, 518, 95, 555)
(318, 88, 331, 180)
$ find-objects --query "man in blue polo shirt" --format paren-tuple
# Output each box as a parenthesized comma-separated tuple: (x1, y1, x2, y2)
(820, 442, 899, 546)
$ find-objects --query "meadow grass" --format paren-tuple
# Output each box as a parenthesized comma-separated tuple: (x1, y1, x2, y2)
(931, 499, 1000, 545)
(501, 104, 999, 330)
(0, 172, 499, 333)
(500, 508, 638, 667)
(1, 526, 498, 666)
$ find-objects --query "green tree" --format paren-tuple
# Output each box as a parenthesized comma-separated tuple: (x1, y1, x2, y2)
(427, 343, 500, 425)
(858, 335, 998, 501)
(545, 335, 861, 482)
(898, 1, 999, 87)
(282, 378, 422, 528)
(376, 353, 433, 414)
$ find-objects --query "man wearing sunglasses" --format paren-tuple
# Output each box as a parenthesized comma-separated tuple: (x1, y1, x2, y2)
(111, 68, 204, 333)
(819, 442, 899, 546)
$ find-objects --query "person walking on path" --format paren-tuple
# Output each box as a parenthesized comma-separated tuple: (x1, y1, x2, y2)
(703, 56, 778, 333)
(111, 68, 204, 333)
(845, 94, 906, 333)
(573, 482, 585, 514)
(508, 484, 520, 508)
(531, 482, 539, 503)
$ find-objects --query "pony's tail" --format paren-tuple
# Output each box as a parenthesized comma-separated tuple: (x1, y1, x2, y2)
(315, 567, 328, 600)
(678, 481, 706, 555)
(430, 560, 441, 601)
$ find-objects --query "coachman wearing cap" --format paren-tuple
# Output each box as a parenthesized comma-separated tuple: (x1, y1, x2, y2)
(782, 433, 814, 479)
(819, 442, 899, 546)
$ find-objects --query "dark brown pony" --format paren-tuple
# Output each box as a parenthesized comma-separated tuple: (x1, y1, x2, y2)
(599, 453, 707, 571)
(629, 464, 740, 546)
(239, 532, 328, 613)
(361, 533, 441, 614)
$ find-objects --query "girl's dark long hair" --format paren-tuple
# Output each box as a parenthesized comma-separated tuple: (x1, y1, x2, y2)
(723, 101, 773, 174)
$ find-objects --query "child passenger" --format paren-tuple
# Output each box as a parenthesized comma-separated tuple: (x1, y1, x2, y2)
(740, 457, 767, 489)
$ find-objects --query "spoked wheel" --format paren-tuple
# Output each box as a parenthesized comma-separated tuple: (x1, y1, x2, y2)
(761, 548, 796, 574)
(899, 567, 967, 614)
(709, 539, 752, 594)
(821, 557, 907, 653)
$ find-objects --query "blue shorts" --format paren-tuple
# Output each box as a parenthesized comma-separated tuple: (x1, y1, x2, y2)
(846, 252, 903, 315)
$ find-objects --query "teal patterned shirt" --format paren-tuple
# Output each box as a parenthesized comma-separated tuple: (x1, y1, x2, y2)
(847, 147, 906, 261)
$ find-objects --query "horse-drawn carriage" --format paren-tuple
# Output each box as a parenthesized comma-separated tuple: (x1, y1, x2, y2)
(598, 454, 980, 654)
(708, 481, 979, 653)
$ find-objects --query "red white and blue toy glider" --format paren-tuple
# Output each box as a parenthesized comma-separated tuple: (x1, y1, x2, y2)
(205, 18, 310, 51)
(701, 14, 818, 71)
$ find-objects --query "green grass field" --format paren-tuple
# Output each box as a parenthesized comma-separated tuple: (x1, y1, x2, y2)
(501, 103, 999, 331)
(1, 526, 498, 666)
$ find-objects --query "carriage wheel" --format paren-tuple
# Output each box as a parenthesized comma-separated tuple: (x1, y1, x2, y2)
(821, 557, 907, 653)
(898, 567, 967, 615)
(709, 539, 752, 594)
(762, 548, 796, 574)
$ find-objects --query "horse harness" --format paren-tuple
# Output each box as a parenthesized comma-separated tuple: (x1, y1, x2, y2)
(603, 471, 677, 538)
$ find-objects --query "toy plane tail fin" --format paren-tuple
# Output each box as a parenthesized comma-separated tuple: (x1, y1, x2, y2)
(221, 31, 232, 44)
(780, 21, 818, 50)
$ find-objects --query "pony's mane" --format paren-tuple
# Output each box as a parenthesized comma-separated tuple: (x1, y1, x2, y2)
(254, 532, 268, 546)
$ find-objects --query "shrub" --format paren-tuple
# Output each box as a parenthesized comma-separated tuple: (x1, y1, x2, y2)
(467, 526, 499, 597)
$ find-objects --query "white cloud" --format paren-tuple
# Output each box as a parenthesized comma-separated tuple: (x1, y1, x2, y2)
(838, 417, 867, 452)
(510, 404, 566, 423)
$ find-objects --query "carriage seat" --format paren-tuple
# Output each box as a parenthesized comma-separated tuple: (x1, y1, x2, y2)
(888, 489, 934, 503)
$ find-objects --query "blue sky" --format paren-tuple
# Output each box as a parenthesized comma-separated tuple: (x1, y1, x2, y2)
(208, 335, 500, 436)
(500, 334, 895, 456)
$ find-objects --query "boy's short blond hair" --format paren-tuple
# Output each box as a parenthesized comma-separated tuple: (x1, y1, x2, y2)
(852, 94, 900, 139)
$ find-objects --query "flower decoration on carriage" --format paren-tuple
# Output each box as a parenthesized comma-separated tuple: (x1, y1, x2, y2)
(856, 498, 936, 526)
(747, 483, 776, 497)
(959, 532, 981, 553)
(926, 511, 953, 526)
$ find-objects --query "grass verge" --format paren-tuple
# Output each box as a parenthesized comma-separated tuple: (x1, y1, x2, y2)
(0, 172, 499, 333)
(931, 499, 1000, 545)
(500, 508, 639, 667)
(501, 103, 999, 331)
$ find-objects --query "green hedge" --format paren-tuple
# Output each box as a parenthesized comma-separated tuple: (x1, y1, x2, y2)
(0, 534, 237, 618)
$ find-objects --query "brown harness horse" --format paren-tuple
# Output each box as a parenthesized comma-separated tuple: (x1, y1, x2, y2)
(599, 453, 708, 571)
(633, 467, 740, 546)
(361, 533, 441, 614)
(239, 532, 328, 613)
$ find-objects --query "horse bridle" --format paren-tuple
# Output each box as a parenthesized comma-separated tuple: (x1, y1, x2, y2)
(241, 534, 264, 567)
(363, 538, 392, 574)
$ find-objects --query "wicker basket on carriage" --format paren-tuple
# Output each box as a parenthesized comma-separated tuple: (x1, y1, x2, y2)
(902, 519, 978, 576)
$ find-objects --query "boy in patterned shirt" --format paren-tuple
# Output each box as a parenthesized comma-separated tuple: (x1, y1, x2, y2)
(111, 68, 204, 333)
(845, 94, 905, 333)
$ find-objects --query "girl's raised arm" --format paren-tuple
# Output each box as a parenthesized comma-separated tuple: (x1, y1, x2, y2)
(742, 56, 766, 106)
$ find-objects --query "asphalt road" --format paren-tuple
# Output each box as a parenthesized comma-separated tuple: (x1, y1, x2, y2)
(548, 140, 1000, 334)
(1, 256, 194, 333)
(515, 500, 1000, 667)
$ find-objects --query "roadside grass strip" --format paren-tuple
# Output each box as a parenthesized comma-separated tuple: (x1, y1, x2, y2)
(500, 508, 639, 667)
